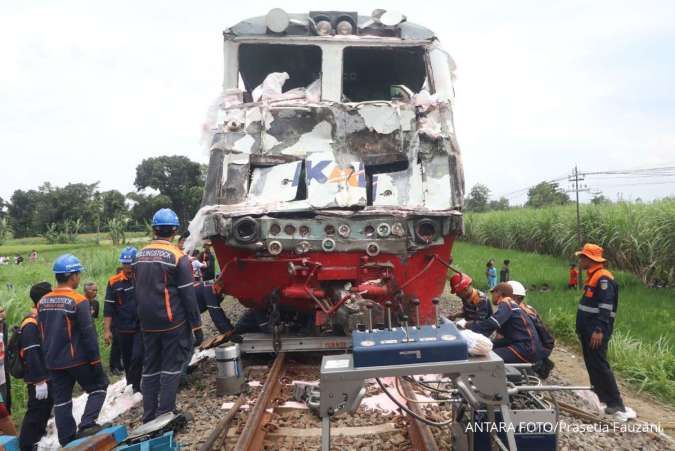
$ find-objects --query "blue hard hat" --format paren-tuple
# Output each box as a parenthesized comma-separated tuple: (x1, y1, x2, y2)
(152, 208, 180, 227)
(119, 246, 138, 264)
(52, 254, 84, 274)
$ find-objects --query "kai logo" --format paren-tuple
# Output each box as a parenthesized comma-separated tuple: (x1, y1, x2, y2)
(306, 160, 366, 187)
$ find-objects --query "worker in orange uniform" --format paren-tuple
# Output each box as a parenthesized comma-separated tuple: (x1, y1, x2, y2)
(575, 243, 635, 421)
(568, 263, 579, 289)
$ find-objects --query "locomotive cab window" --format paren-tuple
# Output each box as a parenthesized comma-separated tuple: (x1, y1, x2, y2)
(238, 44, 322, 93)
(342, 46, 427, 102)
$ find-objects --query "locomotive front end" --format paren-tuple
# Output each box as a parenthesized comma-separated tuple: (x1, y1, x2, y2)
(192, 9, 465, 335)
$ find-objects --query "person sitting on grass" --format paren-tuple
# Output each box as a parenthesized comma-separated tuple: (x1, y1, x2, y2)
(465, 282, 543, 364)
(508, 280, 555, 378)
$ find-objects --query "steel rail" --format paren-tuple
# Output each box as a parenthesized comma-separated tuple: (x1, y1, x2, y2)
(234, 352, 287, 451)
(399, 378, 440, 451)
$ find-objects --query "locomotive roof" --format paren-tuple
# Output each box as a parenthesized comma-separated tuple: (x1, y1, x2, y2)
(224, 12, 437, 42)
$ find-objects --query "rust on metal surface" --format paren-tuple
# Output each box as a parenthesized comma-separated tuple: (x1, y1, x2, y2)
(399, 378, 439, 451)
(234, 352, 287, 450)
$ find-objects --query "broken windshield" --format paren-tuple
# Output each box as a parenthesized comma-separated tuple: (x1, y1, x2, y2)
(239, 44, 322, 92)
(342, 46, 427, 102)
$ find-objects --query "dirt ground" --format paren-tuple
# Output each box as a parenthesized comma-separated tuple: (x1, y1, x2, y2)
(550, 344, 675, 439)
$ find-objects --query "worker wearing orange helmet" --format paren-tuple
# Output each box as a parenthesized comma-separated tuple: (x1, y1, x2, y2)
(575, 243, 634, 421)
(448, 272, 491, 324)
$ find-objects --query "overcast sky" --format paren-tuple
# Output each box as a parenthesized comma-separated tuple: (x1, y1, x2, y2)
(2, 1, 674, 205)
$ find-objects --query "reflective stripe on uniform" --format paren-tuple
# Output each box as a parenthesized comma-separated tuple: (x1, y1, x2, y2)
(133, 260, 176, 267)
(578, 305, 599, 313)
(598, 303, 613, 310)
(21, 344, 40, 352)
(490, 316, 500, 327)
(177, 282, 193, 289)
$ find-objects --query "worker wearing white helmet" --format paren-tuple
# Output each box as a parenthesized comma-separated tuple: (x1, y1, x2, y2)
(507, 280, 556, 378)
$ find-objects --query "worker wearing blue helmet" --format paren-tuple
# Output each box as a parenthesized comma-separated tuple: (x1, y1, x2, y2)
(37, 254, 108, 445)
(134, 209, 203, 423)
(103, 247, 142, 393)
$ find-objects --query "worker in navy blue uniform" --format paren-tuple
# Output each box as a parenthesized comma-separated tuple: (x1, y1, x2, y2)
(194, 280, 234, 335)
(37, 254, 108, 445)
(18, 282, 54, 450)
(134, 208, 203, 423)
(467, 282, 543, 363)
(575, 243, 634, 420)
(508, 280, 556, 378)
(104, 247, 142, 393)
(447, 273, 491, 322)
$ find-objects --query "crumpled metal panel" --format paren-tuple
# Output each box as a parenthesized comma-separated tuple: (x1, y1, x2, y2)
(248, 160, 302, 205)
(203, 98, 464, 211)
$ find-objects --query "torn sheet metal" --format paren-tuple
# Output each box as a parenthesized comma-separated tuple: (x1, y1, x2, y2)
(306, 151, 366, 208)
(248, 160, 302, 204)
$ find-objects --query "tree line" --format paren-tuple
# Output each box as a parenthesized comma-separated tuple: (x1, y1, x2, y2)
(0, 156, 205, 241)
(464, 181, 612, 213)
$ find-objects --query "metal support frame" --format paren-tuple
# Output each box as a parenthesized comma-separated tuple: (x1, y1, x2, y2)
(319, 352, 518, 451)
(239, 333, 351, 354)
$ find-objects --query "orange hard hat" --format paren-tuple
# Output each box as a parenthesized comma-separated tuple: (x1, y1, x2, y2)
(575, 243, 607, 263)
(450, 273, 472, 294)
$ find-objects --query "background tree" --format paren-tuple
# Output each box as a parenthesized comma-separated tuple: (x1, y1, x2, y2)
(525, 182, 570, 208)
(127, 192, 173, 229)
(134, 156, 204, 225)
(591, 193, 611, 205)
(0, 197, 6, 220)
(101, 190, 128, 220)
(465, 183, 491, 212)
(8, 189, 40, 238)
(488, 196, 510, 211)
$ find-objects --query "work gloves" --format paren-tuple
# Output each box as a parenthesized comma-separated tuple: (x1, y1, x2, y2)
(193, 328, 204, 347)
(35, 381, 49, 400)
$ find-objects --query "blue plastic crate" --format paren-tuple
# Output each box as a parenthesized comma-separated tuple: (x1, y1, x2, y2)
(0, 435, 19, 451)
(115, 431, 180, 450)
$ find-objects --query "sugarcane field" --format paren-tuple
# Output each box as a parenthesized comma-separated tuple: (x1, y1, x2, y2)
(0, 2, 674, 451)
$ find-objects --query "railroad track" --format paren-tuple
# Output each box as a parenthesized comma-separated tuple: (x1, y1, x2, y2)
(199, 352, 443, 451)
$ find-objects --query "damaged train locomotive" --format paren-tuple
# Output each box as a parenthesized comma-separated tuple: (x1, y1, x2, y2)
(190, 9, 465, 338)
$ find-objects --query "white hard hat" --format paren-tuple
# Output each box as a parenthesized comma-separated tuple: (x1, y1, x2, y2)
(508, 280, 527, 297)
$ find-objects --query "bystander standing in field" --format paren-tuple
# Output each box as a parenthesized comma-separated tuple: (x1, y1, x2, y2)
(575, 243, 635, 421)
(84, 282, 100, 319)
(0, 305, 11, 414)
(29, 250, 38, 263)
(200, 242, 216, 282)
(485, 259, 497, 290)
(568, 263, 579, 289)
(499, 259, 510, 283)
(191, 249, 207, 282)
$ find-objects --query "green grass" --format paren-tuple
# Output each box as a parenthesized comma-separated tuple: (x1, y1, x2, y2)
(0, 239, 151, 423)
(451, 241, 675, 405)
(0, 231, 147, 256)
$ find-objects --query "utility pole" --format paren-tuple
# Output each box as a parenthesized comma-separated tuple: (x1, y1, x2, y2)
(567, 165, 589, 287)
